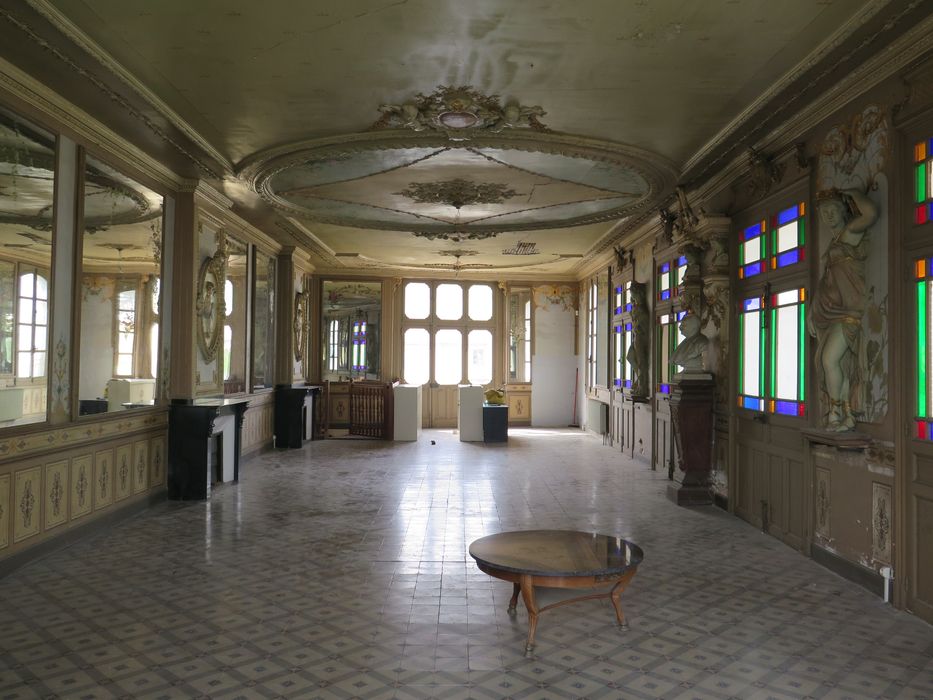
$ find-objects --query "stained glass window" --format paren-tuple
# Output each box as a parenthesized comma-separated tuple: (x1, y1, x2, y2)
(614, 285, 623, 315)
(914, 139, 933, 225)
(614, 324, 623, 387)
(658, 313, 672, 393)
(738, 295, 765, 411)
(769, 288, 806, 416)
(675, 255, 688, 287)
(657, 262, 671, 301)
(739, 220, 766, 278)
(352, 321, 367, 372)
(772, 202, 806, 269)
(915, 258, 933, 438)
(624, 281, 633, 312)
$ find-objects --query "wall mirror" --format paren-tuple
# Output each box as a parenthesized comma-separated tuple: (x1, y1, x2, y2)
(0, 107, 56, 427)
(78, 153, 163, 416)
(321, 280, 381, 382)
(508, 287, 532, 383)
(251, 249, 275, 390)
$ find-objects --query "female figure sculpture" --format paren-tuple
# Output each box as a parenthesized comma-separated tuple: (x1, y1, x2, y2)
(627, 282, 649, 397)
(808, 187, 878, 431)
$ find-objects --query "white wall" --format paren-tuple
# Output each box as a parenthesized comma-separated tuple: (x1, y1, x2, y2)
(79, 277, 115, 400)
(530, 285, 578, 427)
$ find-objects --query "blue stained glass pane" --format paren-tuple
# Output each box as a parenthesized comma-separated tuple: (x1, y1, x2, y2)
(615, 307, 622, 314)
(676, 311, 686, 320)
(660, 384, 670, 394)
(660, 290, 671, 301)
(615, 286, 623, 293)
(776, 249, 800, 268)
(743, 297, 761, 312)
(928, 201, 933, 219)
(624, 380, 632, 388)
(677, 255, 687, 266)
(744, 222, 761, 239)
(929, 138, 933, 156)
(625, 303, 633, 312)
(928, 422, 933, 440)
(773, 400, 798, 416)
(614, 325, 622, 332)
(744, 261, 762, 277)
(614, 378, 622, 386)
(661, 262, 670, 273)
(625, 322, 632, 331)
(742, 396, 762, 411)
(777, 206, 799, 225)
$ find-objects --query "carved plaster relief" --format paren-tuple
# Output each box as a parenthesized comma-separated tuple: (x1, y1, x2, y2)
(114, 445, 131, 502)
(872, 482, 892, 563)
(14, 467, 40, 542)
(44, 460, 67, 530)
(132, 440, 149, 495)
(95, 449, 113, 509)
(815, 467, 831, 539)
(71, 455, 92, 519)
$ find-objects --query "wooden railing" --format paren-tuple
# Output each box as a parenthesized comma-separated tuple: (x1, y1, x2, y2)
(323, 379, 395, 439)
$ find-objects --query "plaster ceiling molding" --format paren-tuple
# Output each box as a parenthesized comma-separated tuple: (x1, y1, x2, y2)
(372, 85, 548, 134)
(411, 230, 501, 242)
(239, 129, 677, 235)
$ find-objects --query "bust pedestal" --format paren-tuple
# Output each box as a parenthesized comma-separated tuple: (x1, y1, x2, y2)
(667, 372, 715, 506)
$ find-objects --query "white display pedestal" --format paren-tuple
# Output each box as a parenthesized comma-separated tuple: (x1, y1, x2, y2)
(393, 384, 423, 441)
(107, 378, 155, 411)
(458, 385, 484, 442)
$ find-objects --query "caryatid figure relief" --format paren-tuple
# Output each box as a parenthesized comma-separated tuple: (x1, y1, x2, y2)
(808, 187, 879, 431)
(627, 281, 650, 398)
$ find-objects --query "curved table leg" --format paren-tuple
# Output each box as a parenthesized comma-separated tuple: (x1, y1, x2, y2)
(508, 583, 520, 616)
(610, 581, 629, 630)
(519, 575, 538, 657)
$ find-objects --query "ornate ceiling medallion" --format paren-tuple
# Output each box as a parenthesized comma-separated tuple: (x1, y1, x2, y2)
(396, 178, 518, 208)
(372, 85, 548, 133)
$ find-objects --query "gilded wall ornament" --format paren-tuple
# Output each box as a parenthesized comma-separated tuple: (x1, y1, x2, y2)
(293, 291, 308, 362)
(372, 85, 548, 133)
(396, 178, 518, 208)
(196, 236, 228, 363)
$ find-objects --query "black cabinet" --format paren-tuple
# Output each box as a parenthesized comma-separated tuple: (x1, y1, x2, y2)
(274, 385, 321, 448)
(483, 403, 509, 443)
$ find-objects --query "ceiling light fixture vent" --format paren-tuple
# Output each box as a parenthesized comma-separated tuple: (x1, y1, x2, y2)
(503, 241, 539, 256)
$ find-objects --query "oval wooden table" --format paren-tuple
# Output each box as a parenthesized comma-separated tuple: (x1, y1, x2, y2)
(469, 530, 644, 656)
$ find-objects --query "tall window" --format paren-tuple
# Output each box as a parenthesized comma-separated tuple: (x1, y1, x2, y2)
(587, 279, 597, 387)
(914, 257, 933, 438)
(613, 281, 633, 389)
(352, 321, 367, 372)
(114, 283, 136, 377)
(736, 199, 809, 417)
(328, 319, 339, 371)
(914, 138, 933, 224)
(16, 269, 49, 380)
(657, 311, 685, 394)
(401, 281, 494, 386)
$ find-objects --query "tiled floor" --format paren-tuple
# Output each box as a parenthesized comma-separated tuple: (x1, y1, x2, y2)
(1, 429, 932, 700)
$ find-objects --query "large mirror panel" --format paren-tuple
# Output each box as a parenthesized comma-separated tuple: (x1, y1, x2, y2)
(321, 280, 381, 381)
(78, 154, 163, 415)
(222, 235, 248, 395)
(252, 249, 275, 390)
(0, 108, 56, 427)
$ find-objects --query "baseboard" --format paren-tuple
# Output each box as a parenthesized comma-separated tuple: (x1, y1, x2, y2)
(811, 543, 883, 598)
(0, 490, 166, 580)
(713, 493, 729, 511)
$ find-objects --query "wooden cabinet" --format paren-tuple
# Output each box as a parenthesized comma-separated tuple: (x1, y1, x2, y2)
(506, 386, 531, 424)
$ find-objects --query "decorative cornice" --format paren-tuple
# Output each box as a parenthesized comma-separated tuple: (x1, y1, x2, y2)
(684, 0, 931, 183)
(21, 0, 233, 176)
(0, 54, 184, 191)
(682, 0, 891, 176)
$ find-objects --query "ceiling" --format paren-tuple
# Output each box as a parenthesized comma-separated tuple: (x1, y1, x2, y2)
(1, 0, 918, 277)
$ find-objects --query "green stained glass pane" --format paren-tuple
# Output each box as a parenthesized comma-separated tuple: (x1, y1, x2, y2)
(738, 313, 745, 393)
(918, 163, 927, 204)
(799, 218, 805, 245)
(919, 280, 928, 417)
(798, 302, 806, 401)
(769, 308, 777, 397)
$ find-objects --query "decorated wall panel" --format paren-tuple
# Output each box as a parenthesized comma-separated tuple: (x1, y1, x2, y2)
(241, 392, 274, 455)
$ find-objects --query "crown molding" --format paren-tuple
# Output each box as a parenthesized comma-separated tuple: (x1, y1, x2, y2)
(682, 0, 891, 176)
(22, 0, 234, 177)
(0, 54, 185, 191)
(684, 0, 932, 186)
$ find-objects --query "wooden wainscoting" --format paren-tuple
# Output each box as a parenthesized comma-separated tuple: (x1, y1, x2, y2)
(241, 391, 274, 455)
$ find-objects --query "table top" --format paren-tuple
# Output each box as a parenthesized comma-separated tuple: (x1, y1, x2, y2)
(469, 530, 643, 577)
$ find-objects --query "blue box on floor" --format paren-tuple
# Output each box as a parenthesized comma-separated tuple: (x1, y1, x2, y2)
(483, 403, 509, 442)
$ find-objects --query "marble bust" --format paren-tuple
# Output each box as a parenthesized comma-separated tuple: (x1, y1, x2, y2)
(671, 313, 709, 373)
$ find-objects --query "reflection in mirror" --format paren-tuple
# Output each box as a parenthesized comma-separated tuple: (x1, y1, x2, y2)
(223, 235, 248, 395)
(0, 108, 56, 427)
(252, 250, 275, 390)
(321, 280, 381, 381)
(508, 288, 532, 383)
(78, 154, 162, 415)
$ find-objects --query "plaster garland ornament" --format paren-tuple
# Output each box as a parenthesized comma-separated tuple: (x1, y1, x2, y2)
(373, 85, 548, 134)
(396, 178, 519, 208)
(195, 233, 228, 362)
(411, 230, 500, 242)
